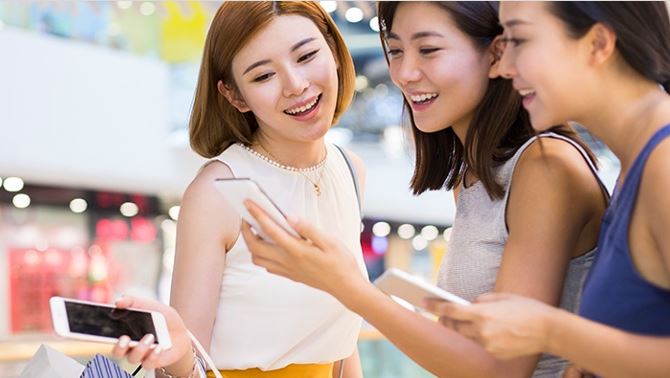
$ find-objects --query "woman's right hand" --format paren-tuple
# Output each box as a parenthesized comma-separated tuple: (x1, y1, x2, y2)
(242, 199, 367, 305)
(110, 296, 192, 370)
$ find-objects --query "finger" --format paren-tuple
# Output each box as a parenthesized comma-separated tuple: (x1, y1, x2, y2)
(287, 216, 335, 249)
(110, 335, 131, 359)
(475, 292, 511, 303)
(243, 222, 292, 264)
(114, 296, 134, 309)
(244, 200, 302, 249)
(438, 316, 453, 329)
(241, 221, 270, 255)
(424, 300, 474, 321)
(126, 334, 155, 364)
(139, 344, 164, 369)
(114, 296, 164, 313)
(453, 321, 479, 340)
(251, 255, 290, 278)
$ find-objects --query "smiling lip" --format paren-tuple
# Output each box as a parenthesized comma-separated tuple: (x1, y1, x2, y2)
(521, 93, 536, 108)
(407, 93, 439, 112)
(284, 95, 320, 114)
(284, 94, 322, 121)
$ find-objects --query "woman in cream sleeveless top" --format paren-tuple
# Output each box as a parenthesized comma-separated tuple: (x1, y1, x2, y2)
(438, 132, 610, 377)
(208, 143, 367, 375)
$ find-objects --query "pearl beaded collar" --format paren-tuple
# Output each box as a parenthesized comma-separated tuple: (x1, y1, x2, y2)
(238, 143, 327, 173)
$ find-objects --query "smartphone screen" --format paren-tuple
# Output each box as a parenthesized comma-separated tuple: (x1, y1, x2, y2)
(65, 301, 158, 342)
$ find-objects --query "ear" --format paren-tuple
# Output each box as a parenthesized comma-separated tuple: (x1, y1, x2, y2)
(586, 23, 617, 65)
(217, 80, 250, 113)
(488, 35, 506, 79)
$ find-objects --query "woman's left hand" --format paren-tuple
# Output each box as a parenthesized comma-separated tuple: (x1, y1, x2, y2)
(241, 200, 366, 302)
(110, 296, 192, 369)
(424, 292, 559, 359)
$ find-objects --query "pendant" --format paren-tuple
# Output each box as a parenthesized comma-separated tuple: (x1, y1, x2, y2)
(314, 184, 321, 196)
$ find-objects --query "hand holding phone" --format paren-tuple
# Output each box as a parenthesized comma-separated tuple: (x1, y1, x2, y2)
(214, 178, 300, 241)
(374, 268, 471, 313)
(49, 296, 172, 349)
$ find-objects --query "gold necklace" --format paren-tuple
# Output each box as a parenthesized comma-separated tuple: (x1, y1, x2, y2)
(255, 142, 327, 196)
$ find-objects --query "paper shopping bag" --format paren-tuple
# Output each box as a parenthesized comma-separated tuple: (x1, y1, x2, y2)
(79, 354, 133, 378)
(18, 344, 85, 378)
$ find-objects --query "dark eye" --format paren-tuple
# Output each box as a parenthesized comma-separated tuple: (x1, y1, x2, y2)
(419, 47, 441, 55)
(253, 72, 275, 82)
(298, 49, 319, 63)
(502, 37, 525, 47)
(387, 48, 403, 58)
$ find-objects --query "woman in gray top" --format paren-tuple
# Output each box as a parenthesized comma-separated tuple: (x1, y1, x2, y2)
(224, 2, 610, 377)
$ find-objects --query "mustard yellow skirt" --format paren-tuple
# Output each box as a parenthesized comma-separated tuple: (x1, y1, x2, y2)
(207, 363, 334, 378)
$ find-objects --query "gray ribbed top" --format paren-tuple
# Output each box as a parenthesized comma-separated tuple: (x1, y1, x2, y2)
(437, 132, 607, 377)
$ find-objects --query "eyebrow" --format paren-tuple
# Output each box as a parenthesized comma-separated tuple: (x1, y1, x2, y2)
(243, 37, 317, 75)
(386, 31, 444, 41)
(502, 19, 531, 28)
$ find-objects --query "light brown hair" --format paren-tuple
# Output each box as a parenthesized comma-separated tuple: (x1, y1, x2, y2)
(190, 1, 356, 158)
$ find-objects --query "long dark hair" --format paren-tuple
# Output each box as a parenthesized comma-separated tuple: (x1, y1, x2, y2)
(550, 2, 670, 92)
(378, 1, 596, 199)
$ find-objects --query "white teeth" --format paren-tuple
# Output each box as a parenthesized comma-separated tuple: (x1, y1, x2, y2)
(286, 97, 319, 115)
(518, 89, 536, 97)
(409, 93, 438, 103)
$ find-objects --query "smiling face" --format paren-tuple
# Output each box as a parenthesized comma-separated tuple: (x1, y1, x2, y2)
(385, 2, 493, 134)
(226, 14, 339, 143)
(498, 2, 597, 130)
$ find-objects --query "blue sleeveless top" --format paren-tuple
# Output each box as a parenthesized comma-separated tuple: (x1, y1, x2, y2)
(579, 125, 670, 335)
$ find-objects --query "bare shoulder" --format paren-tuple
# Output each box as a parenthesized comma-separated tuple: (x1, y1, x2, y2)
(514, 136, 597, 190)
(508, 136, 602, 229)
(179, 160, 240, 248)
(184, 160, 235, 200)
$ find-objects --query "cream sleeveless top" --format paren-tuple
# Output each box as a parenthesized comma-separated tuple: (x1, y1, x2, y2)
(208, 143, 367, 371)
(438, 133, 609, 377)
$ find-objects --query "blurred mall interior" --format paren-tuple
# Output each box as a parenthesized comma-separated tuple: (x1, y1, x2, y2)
(0, 1, 620, 377)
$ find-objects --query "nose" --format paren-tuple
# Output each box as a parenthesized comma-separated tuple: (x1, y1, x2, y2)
(498, 42, 517, 79)
(281, 66, 309, 97)
(391, 54, 422, 87)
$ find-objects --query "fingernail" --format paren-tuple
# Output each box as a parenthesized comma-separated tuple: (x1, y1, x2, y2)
(118, 336, 130, 348)
(152, 345, 162, 356)
(143, 334, 155, 345)
(287, 216, 298, 223)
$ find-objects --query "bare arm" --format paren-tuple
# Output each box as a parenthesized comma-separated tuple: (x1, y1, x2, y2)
(487, 138, 604, 376)
(547, 309, 670, 378)
(333, 347, 363, 378)
(164, 161, 240, 376)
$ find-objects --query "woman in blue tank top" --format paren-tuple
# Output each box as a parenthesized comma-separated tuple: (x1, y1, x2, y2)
(423, 2, 670, 377)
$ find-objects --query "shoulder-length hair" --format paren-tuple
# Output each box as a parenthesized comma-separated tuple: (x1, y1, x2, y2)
(190, 1, 356, 158)
(378, 1, 596, 199)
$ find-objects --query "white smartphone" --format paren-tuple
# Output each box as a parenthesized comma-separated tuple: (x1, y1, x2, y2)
(374, 268, 471, 312)
(49, 296, 172, 349)
(214, 178, 300, 240)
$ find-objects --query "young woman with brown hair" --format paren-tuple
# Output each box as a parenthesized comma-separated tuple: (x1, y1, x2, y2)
(111, 2, 366, 377)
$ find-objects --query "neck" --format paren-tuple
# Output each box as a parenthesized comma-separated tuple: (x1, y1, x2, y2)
(451, 116, 470, 146)
(574, 78, 670, 176)
(254, 133, 326, 169)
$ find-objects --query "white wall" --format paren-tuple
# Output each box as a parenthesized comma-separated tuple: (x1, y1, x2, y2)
(0, 28, 205, 198)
